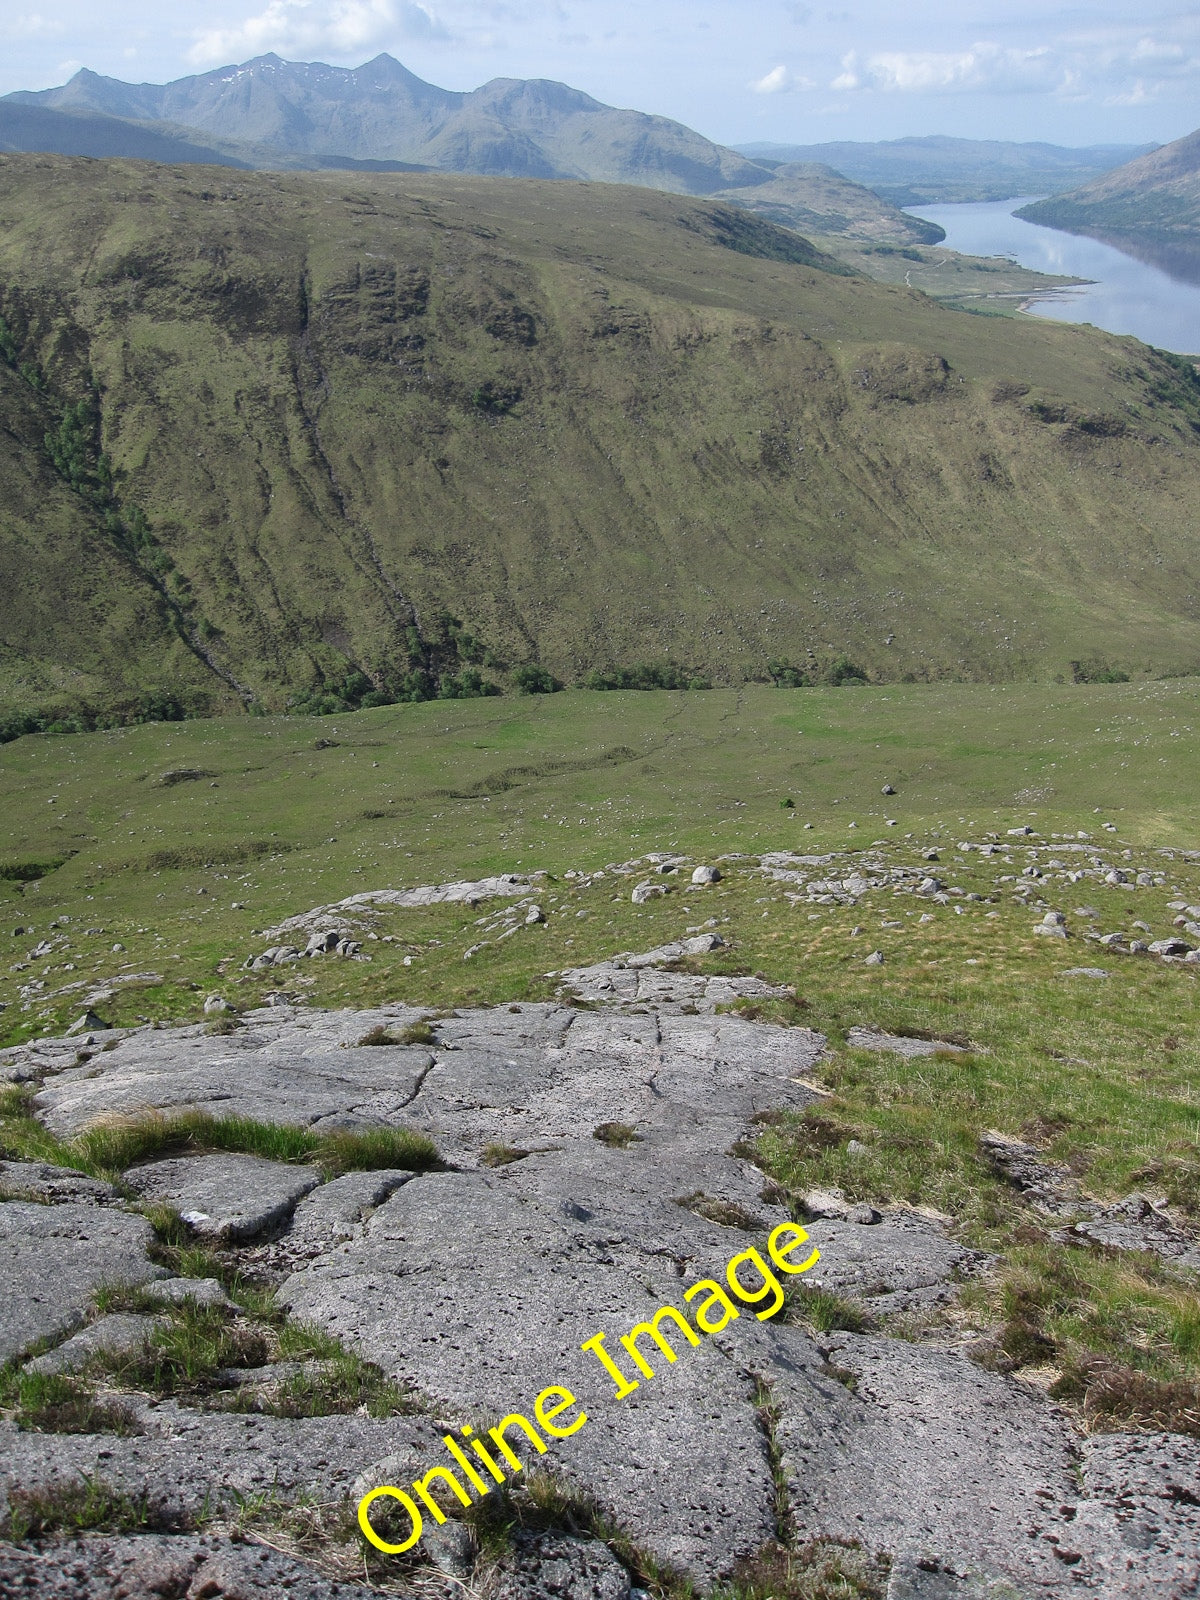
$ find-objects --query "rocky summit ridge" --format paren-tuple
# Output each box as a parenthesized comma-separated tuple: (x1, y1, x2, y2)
(0, 896, 1197, 1598)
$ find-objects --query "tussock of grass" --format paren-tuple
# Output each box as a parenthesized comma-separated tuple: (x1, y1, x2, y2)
(1050, 1357, 1200, 1436)
(0, 1102, 441, 1184)
(674, 1191, 760, 1231)
(316, 1126, 440, 1177)
(482, 1143, 531, 1168)
(712, 1541, 890, 1600)
(787, 1287, 873, 1335)
(593, 1121, 642, 1149)
(93, 1303, 270, 1396)
(7, 1476, 189, 1540)
(0, 1367, 141, 1436)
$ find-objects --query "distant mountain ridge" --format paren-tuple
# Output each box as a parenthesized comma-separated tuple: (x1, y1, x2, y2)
(737, 136, 1155, 206)
(2, 54, 942, 246)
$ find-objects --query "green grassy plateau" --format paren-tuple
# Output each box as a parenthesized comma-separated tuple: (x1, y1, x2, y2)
(2, 682, 1199, 1437)
(2, 155, 1200, 727)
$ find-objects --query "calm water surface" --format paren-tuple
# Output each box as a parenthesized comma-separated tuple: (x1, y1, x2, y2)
(914, 197, 1200, 355)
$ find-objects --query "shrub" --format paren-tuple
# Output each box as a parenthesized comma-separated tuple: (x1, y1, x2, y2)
(826, 656, 868, 687)
(513, 664, 563, 694)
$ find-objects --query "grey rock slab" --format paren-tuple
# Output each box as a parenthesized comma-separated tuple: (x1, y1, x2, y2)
(0, 1202, 162, 1364)
(0, 1404, 441, 1529)
(766, 1325, 1087, 1594)
(286, 1168, 416, 1246)
(142, 1275, 237, 1310)
(269, 875, 538, 937)
(0, 1159, 119, 1205)
(31, 1007, 438, 1135)
(1069, 1431, 1200, 1597)
(1068, 1194, 1200, 1274)
(25, 1312, 164, 1374)
(846, 1028, 966, 1059)
(123, 1153, 321, 1242)
(278, 1168, 779, 1579)
(493, 1534, 633, 1600)
(0, 1535, 384, 1600)
(794, 1212, 990, 1313)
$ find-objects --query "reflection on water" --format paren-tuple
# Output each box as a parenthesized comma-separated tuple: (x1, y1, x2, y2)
(912, 197, 1200, 355)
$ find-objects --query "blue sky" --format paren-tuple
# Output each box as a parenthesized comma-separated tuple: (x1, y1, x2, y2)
(6, 1, 1199, 147)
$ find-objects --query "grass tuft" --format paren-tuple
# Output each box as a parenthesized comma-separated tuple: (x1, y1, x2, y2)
(788, 1287, 873, 1335)
(713, 1540, 890, 1600)
(0, 1369, 141, 1436)
(674, 1191, 760, 1231)
(593, 1121, 643, 1149)
(7, 1476, 189, 1540)
(0, 1102, 442, 1185)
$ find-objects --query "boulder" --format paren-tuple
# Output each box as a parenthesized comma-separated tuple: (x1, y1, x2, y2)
(122, 1154, 321, 1243)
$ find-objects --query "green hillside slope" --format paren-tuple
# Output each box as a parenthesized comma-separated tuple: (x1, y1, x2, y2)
(2, 154, 1200, 722)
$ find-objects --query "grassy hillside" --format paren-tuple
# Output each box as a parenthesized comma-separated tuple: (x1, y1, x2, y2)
(3, 155, 1200, 722)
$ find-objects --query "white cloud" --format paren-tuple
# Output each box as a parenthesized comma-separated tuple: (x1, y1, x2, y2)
(188, 0, 449, 68)
(749, 63, 815, 93)
(829, 29, 1200, 101)
(12, 12, 63, 36)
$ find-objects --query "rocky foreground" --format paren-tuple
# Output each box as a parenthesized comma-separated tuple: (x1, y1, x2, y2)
(1, 902, 1198, 1598)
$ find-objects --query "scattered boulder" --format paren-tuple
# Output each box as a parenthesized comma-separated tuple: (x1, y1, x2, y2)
(691, 865, 722, 884)
(64, 1011, 107, 1037)
(631, 880, 666, 904)
(864, 950, 885, 966)
(202, 995, 229, 1014)
(1148, 937, 1193, 958)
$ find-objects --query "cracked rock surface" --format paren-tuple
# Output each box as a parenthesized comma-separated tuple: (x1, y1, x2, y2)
(2, 937, 1198, 1596)
(0, 1203, 163, 1363)
(0, 1533, 381, 1598)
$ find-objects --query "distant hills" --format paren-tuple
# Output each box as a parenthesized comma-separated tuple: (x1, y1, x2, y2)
(2, 155, 1200, 720)
(1, 54, 941, 247)
(737, 136, 1154, 206)
(1017, 129, 1200, 279)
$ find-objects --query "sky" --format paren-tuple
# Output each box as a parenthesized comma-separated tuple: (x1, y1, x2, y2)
(5, 0, 1199, 148)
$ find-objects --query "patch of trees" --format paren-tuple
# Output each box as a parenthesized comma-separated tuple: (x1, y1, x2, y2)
(582, 663, 711, 691)
(0, 690, 202, 746)
(767, 656, 869, 686)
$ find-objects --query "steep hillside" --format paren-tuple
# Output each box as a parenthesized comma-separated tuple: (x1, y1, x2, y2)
(713, 162, 942, 246)
(0, 103, 247, 167)
(2, 154, 1200, 721)
(1018, 128, 1200, 264)
(738, 137, 1153, 206)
